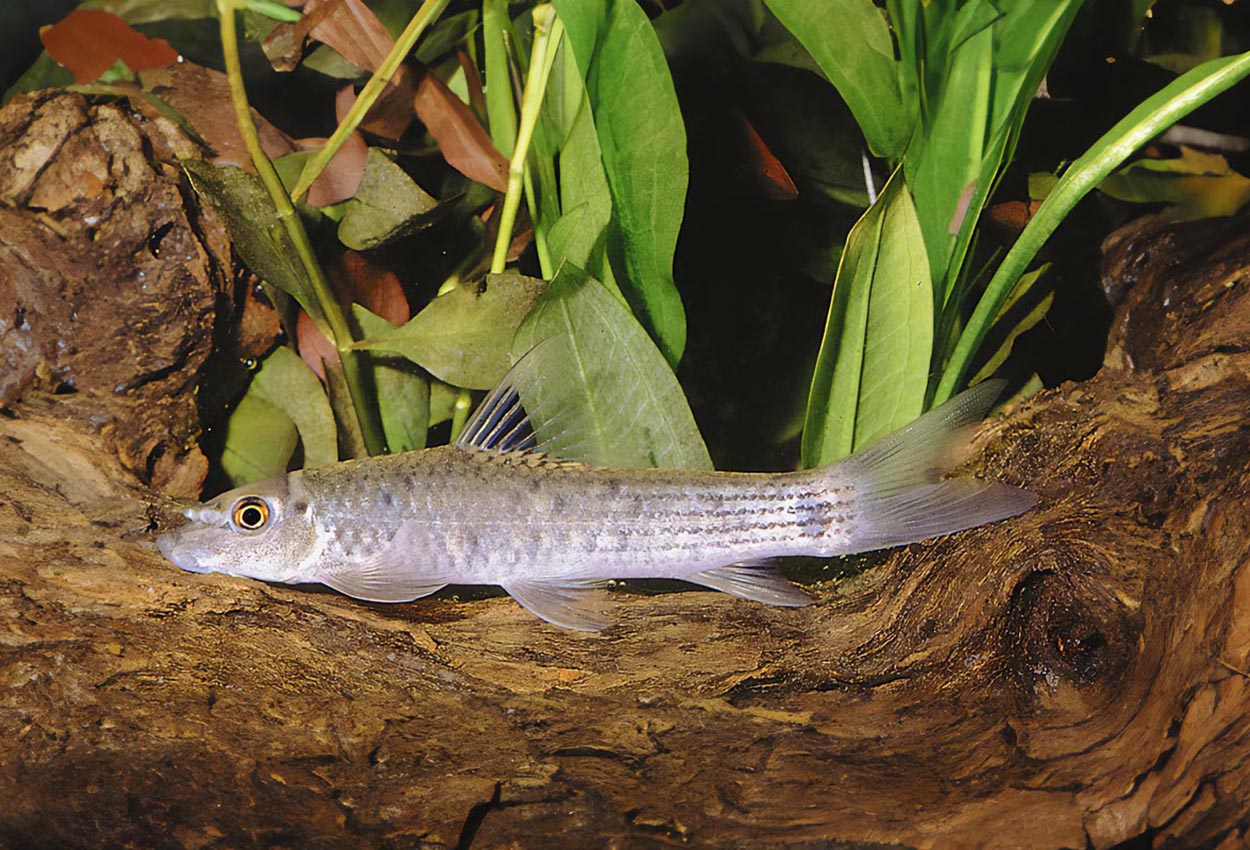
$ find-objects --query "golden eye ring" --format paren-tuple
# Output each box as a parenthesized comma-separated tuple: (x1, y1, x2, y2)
(231, 497, 271, 532)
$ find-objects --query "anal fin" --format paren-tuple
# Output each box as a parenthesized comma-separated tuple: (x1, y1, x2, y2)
(690, 562, 811, 608)
(502, 578, 612, 632)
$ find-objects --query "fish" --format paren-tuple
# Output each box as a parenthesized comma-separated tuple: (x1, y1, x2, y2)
(157, 353, 1036, 631)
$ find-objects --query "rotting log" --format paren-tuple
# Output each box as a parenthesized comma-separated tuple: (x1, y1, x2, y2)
(2, 91, 1250, 850)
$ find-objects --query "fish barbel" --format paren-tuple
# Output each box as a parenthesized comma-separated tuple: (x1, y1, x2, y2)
(157, 362, 1036, 630)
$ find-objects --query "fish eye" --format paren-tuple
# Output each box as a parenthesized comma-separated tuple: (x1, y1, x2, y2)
(230, 497, 271, 532)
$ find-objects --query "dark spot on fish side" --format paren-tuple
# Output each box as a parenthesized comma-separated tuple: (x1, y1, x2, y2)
(382, 492, 394, 508)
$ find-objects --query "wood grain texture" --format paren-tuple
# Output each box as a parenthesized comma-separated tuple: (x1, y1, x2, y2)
(1, 93, 1249, 849)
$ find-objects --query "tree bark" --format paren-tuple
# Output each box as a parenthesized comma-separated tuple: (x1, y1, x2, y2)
(2, 92, 1249, 850)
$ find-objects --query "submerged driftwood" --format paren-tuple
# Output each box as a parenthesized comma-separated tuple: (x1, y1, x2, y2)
(2, 92, 1249, 849)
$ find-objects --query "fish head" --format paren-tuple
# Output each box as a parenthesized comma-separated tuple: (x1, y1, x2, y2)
(156, 473, 319, 583)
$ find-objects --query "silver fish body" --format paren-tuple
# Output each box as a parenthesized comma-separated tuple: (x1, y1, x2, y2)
(158, 378, 1036, 630)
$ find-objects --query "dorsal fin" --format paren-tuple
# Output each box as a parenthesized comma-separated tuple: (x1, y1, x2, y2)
(455, 341, 555, 455)
(456, 326, 712, 470)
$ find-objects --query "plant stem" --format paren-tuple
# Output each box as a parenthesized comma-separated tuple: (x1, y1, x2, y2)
(490, 5, 562, 275)
(216, 0, 387, 456)
(289, 0, 451, 204)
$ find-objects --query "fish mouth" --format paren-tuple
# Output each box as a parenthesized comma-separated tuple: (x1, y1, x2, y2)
(155, 527, 213, 574)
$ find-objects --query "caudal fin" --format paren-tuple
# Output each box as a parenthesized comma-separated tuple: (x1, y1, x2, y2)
(833, 381, 1037, 552)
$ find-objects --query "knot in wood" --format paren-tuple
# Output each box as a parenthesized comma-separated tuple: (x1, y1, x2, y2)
(1004, 546, 1136, 701)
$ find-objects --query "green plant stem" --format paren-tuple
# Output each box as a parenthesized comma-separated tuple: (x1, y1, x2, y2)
(490, 5, 562, 275)
(449, 389, 473, 443)
(289, 0, 451, 204)
(933, 50, 1250, 405)
(216, 0, 387, 456)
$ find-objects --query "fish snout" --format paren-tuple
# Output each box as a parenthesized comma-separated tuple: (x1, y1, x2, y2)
(155, 528, 212, 573)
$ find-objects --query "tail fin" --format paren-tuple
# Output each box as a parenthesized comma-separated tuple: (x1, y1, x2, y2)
(833, 381, 1037, 552)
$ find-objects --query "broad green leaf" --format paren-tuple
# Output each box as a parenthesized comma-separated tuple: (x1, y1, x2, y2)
(763, 0, 910, 160)
(221, 347, 337, 485)
(182, 160, 323, 325)
(512, 263, 711, 471)
(935, 49, 1250, 403)
(221, 395, 299, 487)
(352, 306, 430, 454)
(248, 346, 338, 467)
(357, 272, 545, 390)
(337, 148, 441, 250)
(552, 0, 688, 366)
(802, 171, 932, 467)
(548, 80, 622, 301)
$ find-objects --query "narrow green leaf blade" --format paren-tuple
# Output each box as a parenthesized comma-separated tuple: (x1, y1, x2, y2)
(802, 172, 932, 467)
(553, 0, 688, 366)
(935, 49, 1250, 403)
(358, 272, 546, 390)
(512, 263, 712, 471)
(763, 0, 911, 160)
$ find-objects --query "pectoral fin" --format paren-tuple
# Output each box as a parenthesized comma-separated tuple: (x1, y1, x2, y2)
(318, 527, 448, 603)
(501, 578, 612, 631)
(689, 562, 811, 608)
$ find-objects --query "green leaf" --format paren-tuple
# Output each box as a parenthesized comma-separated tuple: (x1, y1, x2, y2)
(238, 0, 301, 23)
(512, 263, 711, 471)
(935, 49, 1250, 403)
(337, 148, 441, 250)
(221, 395, 300, 487)
(80, 0, 215, 23)
(352, 306, 430, 454)
(4, 52, 74, 106)
(763, 0, 911, 160)
(482, 0, 517, 157)
(547, 78, 622, 301)
(553, 0, 688, 366)
(900, 1, 1081, 302)
(1098, 147, 1250, 221)
(357, 272, 546, 390)
(221, 347, 338, 485)
(181, 160, 324, 325)
(802, 170, 932, 467)
(248, 347, 338, 467)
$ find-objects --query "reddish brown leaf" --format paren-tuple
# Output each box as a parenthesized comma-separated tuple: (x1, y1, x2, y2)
(41, 9, 179, 83)
(359, 64, 418, 142)
(735, 111, 798, 202)
(334, 251, 410, 326)
(985, 199, 1044, 240)
(138, 63, 297, 165)
(414, 70, 509, 192)
(297, 310, 337, 380)
(296, 86, 368, 207)
(457, 45, 488, 119)
(303, 0, 393, 72)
